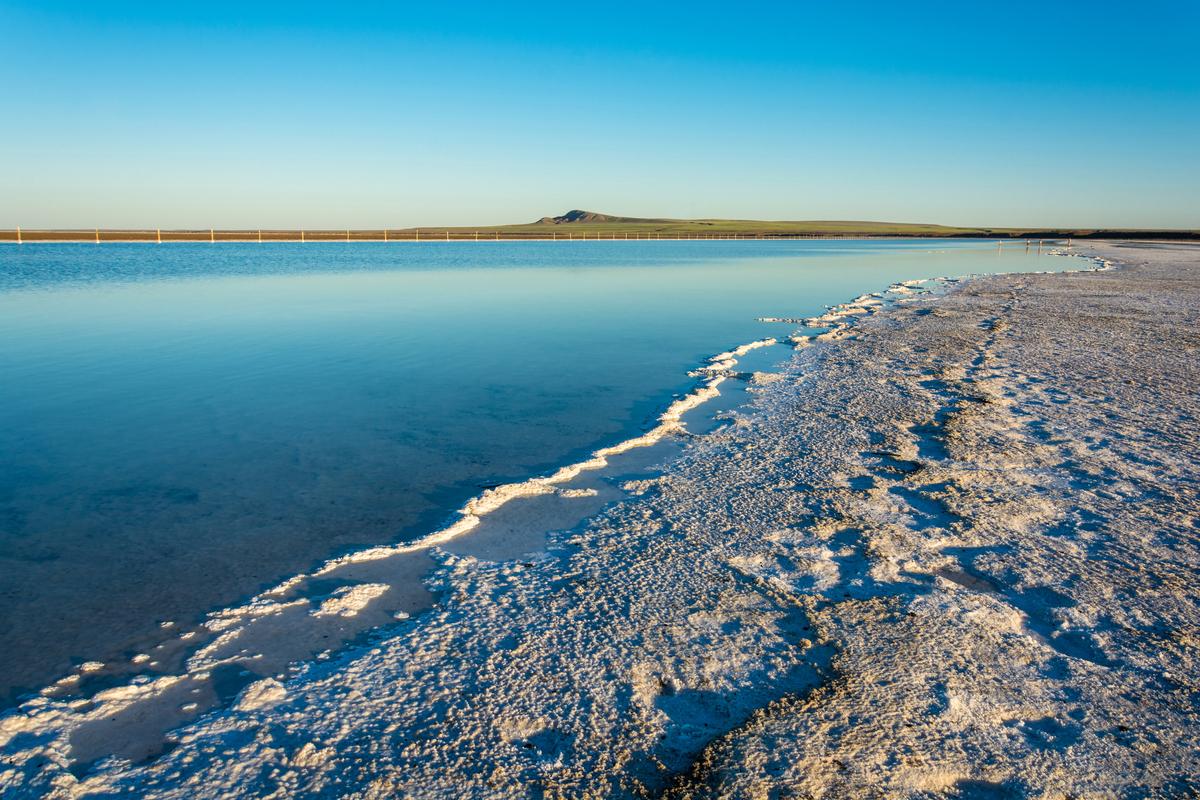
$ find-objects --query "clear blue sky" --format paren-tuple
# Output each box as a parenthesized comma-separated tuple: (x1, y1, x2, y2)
(2, 1, 1197, 228)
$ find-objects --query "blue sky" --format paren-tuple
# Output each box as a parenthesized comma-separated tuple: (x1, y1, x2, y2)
(2, 1, 1197, 228)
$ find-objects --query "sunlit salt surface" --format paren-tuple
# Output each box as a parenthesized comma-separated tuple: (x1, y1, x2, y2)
(0, 239, 1073, 703)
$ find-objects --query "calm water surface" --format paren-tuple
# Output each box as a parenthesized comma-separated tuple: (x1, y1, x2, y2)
(0, 239, 1071, 702)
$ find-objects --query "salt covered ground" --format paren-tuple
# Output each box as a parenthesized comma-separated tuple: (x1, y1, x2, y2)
(3, 242, 1198, 798)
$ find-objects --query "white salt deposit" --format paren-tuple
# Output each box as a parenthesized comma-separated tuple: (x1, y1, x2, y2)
(7, 243, 1177, 799)
(235, 678, 287, 712)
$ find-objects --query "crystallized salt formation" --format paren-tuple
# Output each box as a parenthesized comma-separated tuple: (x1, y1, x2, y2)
(2, 242, 1197, 799)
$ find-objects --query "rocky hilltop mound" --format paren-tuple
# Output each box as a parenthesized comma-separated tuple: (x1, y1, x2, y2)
(536, 210, 667, 224)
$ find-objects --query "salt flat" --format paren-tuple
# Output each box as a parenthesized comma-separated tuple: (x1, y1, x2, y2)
(3, 242, 1198, 798)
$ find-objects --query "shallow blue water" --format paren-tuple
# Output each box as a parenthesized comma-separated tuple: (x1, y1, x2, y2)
(0, 239, 1070, 701)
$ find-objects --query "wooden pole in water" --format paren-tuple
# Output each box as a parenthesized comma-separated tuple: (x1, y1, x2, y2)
(384, 228, 389, 242)
(95, 228, 100, 244)
(16, 226, 21, 244)
(475, 230, 479, 241)
(415, 228, 420, 241)
(258, 229, 262, 243)
(210, 227, 215, 243)
(301, 229, 305, 243)
(157, 228, 162, 244)
(445, 230, 449, 241)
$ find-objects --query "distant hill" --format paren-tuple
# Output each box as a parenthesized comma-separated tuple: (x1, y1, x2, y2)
(510, 212, 1198, 240)
(537, 210, 671, 225)
(523, 210, 981, 236)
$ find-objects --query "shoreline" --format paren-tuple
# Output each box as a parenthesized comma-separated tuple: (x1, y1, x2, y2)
(0, 237, 1064, 245)
(2, 228, 1197, 244)
(3, 237, 1194, 245)
(0, 276, 939, 745)
(0, 241, 1074, 705)
(7, 246, 1183, 799)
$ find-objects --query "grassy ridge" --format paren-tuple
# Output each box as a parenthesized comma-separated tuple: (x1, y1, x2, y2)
(3, 211, 1197, 242)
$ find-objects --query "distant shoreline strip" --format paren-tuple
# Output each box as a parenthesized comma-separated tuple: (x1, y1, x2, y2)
(3, 230, 1196, 243)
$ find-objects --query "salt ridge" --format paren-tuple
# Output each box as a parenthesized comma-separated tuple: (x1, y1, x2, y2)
(0, 255, 1106, 782)
(0, 327, 804, 767)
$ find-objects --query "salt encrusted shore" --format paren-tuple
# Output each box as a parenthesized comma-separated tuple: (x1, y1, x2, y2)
(3, 242, 1199, 798)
